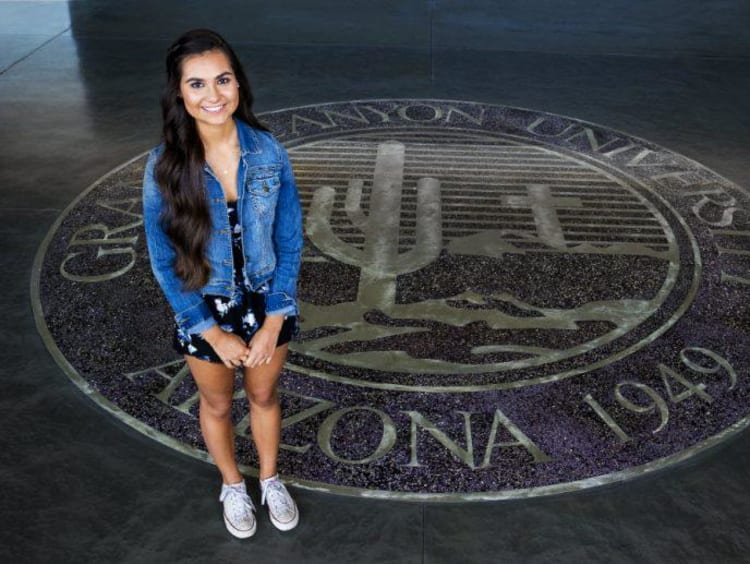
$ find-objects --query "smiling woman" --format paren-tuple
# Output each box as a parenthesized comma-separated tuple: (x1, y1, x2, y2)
(142, 29, 303, 539)
(180, 52, 240, 128)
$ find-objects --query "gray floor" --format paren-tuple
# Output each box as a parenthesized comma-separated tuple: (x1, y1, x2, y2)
(2, 2, 749, 563)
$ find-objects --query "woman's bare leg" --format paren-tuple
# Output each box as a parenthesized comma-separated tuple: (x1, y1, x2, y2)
(185, 355, 243, 484)
(242, 343, 288, 480)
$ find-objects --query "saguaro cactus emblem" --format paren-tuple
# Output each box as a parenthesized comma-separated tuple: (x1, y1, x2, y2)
(301, 141, 448, 359)
(297, 139, 664, 373)
(307, 141, 442, 311)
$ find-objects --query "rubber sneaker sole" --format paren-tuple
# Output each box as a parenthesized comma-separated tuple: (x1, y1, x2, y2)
(268, 506, 299, 531)
(223, 512, 257, 539)
(268, 512, 299, 531)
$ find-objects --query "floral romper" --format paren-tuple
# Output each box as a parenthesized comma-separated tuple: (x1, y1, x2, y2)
(173, 200, 296, 363)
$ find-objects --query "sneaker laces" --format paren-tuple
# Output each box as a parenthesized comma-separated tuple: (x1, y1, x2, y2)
(261, 480, 295, 516)
(220, 484, 256, 522)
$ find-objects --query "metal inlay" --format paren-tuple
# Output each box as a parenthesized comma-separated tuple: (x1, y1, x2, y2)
(32, 100, 750, 501)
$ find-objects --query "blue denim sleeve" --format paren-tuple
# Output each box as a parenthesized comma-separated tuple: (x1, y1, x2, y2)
(265, 144, 303, 317)
(142, 149, 217, 335)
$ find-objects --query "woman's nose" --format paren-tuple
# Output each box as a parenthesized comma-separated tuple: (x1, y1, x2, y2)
(204, 83, 220, 101)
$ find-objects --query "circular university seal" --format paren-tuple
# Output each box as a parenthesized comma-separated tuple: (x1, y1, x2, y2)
(33, 100, 750, 500)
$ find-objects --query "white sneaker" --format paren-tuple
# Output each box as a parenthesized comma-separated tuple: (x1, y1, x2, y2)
(219, 481, 257, 538)
(261, 475, 299, 531)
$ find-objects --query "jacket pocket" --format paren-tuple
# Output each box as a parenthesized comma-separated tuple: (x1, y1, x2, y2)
(245, 165, 281, 216)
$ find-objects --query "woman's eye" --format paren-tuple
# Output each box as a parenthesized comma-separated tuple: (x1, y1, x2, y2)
(218, 77, 231, 85)
(189, 81, 203, 89)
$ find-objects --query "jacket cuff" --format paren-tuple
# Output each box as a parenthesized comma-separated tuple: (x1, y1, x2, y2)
(265, 291, 297, 317)
(176, 301, 217, 335)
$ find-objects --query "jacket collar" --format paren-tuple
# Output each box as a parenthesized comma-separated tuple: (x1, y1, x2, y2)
(236, 118, 262, 156)
(202, 118, 261, 176)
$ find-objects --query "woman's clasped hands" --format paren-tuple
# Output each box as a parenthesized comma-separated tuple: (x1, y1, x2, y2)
(201, 322, 282, 369)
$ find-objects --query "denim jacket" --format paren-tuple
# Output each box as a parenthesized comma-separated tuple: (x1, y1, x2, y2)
(142, 119, 303, 336)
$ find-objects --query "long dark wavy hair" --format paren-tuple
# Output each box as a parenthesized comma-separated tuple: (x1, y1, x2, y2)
(155, 29, 268, 290)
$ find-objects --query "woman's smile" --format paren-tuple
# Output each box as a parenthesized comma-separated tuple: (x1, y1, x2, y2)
(202, 103, 228, 113)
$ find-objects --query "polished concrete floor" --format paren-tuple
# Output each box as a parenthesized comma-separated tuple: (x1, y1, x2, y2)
(2, 2, 750, 563)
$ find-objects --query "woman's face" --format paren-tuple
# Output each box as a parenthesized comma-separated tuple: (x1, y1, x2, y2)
(179, 49, 240, 131)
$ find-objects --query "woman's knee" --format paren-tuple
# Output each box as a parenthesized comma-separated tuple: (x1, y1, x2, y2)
(200, 394, 233, 419)
(246, 387, 278, 410)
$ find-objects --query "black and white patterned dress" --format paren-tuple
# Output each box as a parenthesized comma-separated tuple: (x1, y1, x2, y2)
(173, 200, 296, 363)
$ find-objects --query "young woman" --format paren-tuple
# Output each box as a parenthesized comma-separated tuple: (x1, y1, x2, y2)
(142, 29, 302, 538)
